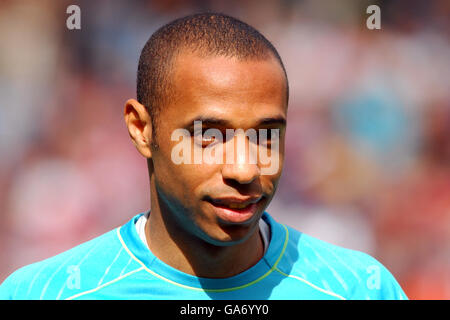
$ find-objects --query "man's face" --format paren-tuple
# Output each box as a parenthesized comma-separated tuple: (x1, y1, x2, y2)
(150, 52, 287, 246)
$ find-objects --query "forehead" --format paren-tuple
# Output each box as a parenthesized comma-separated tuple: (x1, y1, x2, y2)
(163, 52, 287, 128)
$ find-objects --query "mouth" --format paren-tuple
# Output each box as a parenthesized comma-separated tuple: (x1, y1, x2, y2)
(205, 196, 263, 224)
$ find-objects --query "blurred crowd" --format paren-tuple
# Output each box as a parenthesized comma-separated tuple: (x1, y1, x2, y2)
(0, 0, 449, 299)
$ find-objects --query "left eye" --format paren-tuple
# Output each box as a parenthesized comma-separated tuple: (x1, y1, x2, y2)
(258, 130, 273, 145)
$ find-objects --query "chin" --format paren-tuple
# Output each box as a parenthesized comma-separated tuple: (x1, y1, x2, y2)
(201, 222, 258, 247)
(193, 201, 263, 246)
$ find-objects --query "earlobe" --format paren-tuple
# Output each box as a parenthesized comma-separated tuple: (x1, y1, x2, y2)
(124, 99, 153, 158)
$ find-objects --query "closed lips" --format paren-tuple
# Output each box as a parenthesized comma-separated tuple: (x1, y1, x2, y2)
(207, 197, 262, 209)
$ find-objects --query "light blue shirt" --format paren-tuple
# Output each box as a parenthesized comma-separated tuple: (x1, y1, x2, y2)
(0, 212, 408, 300)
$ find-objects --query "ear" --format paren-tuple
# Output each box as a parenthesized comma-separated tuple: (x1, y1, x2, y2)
(124, 99, 153, 158)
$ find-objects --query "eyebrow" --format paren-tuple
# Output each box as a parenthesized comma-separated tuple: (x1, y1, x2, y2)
(185, 117, 229, 128)
(257, 117, 286, 127)
(184, 116, 286, 129)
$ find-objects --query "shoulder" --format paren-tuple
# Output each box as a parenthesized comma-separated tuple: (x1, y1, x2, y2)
(0, 226, 139, 300)
(275, 222, 408, 300)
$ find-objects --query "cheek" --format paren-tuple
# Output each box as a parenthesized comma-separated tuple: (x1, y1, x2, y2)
(154, 156, 190, 192)
(261, 149, 285, 191)
(153, 148, 216, 203)
(258, 145, 285, 178)
(263, 173, 281, 194)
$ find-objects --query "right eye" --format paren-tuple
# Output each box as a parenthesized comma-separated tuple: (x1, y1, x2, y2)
(193, 130, 218, 148)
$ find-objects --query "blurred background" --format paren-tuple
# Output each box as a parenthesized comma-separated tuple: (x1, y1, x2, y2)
(0, 0, 449, 299)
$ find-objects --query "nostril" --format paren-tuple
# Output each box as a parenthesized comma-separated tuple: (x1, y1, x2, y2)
(221, 163, 261, 185)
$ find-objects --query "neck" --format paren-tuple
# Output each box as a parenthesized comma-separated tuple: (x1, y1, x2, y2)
(146, 184, 264, 278)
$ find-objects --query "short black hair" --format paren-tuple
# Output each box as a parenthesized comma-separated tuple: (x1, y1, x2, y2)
(137, 12, 289, 133)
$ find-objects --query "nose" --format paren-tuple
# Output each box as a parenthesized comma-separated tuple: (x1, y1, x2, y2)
(221, 162, 261, 184)
(221, 133, 261, 184)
